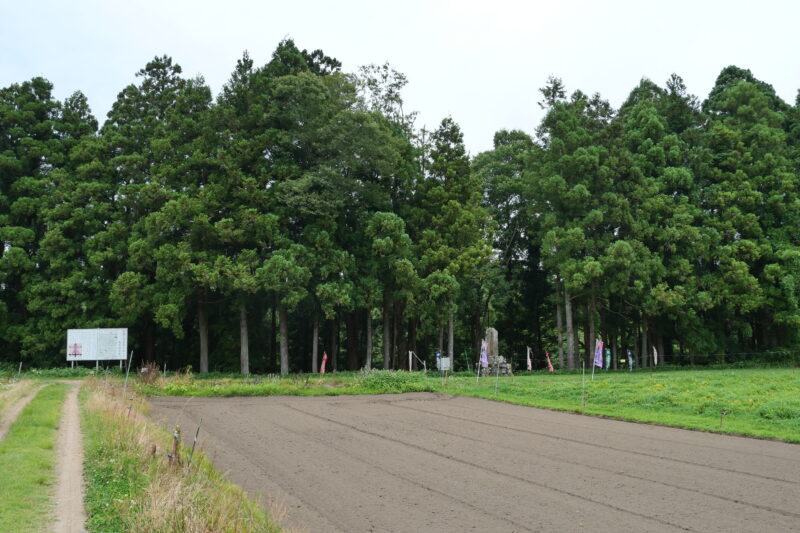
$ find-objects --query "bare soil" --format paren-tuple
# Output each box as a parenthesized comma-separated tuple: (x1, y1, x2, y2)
(149, 392, 800, 533)
(53, 384, 87, 533)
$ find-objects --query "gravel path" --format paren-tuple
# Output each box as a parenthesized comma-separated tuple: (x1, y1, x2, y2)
(53, 384, 87, 533)
(149, 392, 800, 533)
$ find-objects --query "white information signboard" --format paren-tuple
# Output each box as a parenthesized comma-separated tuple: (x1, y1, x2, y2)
(67, 328, 128, 361)
(437, 356, 451, 371)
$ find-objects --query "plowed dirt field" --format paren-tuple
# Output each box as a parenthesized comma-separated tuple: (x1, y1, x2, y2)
(149, 393, 800, 532)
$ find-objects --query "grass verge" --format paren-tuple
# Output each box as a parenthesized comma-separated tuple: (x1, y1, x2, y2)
(139, 367, 800, 443)
(0, 383, 68, 533)
(81, 379, 284, 533)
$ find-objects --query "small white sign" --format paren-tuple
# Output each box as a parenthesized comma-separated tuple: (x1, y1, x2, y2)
(437, 356, 451, 371)
(67, 328, 128, 361)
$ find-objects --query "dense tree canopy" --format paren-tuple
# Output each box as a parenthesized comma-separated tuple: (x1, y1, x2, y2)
(2, 41, 799, 372)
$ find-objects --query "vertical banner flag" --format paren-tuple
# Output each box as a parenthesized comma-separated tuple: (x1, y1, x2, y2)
(545, 350, 554, 373)
(653, 345, 658, 366)
(320, 351, 328, 374)
(594, 339, 604, 368)
(526, 346, 532, 371)
(480, 341, 489, 368)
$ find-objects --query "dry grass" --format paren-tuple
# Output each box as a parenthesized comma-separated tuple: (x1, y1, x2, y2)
(81, 378, 284, 533)
(137, 362, 161, 385)
(0, 379, 32, 417)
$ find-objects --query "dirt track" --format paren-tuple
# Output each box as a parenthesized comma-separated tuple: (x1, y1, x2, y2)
(53, 384, 86, 533)
(149, 393, 800, 532)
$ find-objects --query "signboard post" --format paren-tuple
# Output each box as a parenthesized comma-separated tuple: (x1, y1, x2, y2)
(66, 329, 128, 366)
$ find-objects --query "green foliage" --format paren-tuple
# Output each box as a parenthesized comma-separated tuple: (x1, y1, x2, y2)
(2, 49, 800, 376)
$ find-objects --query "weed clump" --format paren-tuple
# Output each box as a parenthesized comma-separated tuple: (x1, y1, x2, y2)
(358, 369, 433, 394)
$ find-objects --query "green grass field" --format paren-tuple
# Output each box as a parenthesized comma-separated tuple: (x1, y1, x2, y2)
(138, 367, 800, 442)
(0, 383, 68, 533)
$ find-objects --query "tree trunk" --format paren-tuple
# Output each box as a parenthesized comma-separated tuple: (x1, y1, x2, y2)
(270, 296, 277, 369)
(588, 294, 597, 363)
(556, 282, 564, 369)
(329, 317, 338, 372)
(279, 306, 289, 375)
(657, 332, 665, 366)
(472, 307, 482, 366)
(312, 316, 319, 373)
(198, 288, 209, 374)
(564, 285, 575, 370)
(346, 311, 358, 370)
(641, 316, 649, 369)
(533, 293, 542, 364)
(396, 301, 407, 371)
(438, 325, 444, 355)
(612, 333, 618, 370)
(365, 310, 373, 369)
(583, 303, 591, 364)
(392, 301, 400, 369)
(145, 321, 155, 363)
(383, 298, 392, 369)
(447, 308, 454, 361)
(408, 317, 418, 370)
(239, 304, 249, 375)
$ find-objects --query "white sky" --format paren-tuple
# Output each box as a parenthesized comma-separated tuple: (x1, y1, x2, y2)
(2, 0, 798, 155)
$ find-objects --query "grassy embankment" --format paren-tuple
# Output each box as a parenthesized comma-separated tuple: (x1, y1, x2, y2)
(80, 379, 284, 533)
(0, 383, 68, 533)
(139, 367, 800, 443)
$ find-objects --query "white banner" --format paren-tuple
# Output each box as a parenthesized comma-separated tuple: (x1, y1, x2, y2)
(67, 328, 128, 361)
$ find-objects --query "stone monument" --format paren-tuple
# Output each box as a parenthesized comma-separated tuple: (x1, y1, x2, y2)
(484, 327, 513, 376)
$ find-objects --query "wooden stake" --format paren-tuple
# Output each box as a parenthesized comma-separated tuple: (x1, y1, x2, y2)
(169, 426, 182, 467)
(581, 361, 586, 409)
(188, 420, 202, 467)
(122, 350, 134, 400)
(494, 357, 501, 396)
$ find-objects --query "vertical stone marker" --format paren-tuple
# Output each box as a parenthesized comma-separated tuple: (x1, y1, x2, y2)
(486, 327, 499, 358)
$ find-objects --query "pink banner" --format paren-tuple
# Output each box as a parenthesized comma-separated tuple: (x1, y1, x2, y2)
(594, 340, 604, 368)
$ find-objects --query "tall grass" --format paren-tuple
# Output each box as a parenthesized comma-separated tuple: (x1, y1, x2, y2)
(0, 383, 68, 533)
(81, 379, 284, 533)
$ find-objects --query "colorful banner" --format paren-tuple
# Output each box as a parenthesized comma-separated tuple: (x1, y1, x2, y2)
(320, 351, 328, 374)
(480, 341, 489, 368)
(594, 339, 604, 368)
(653, 345, 658, 366)
(526, 346, 532, 371)
(545, 350, 554, 373)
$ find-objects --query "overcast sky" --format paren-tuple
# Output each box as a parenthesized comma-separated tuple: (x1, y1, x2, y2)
(2, 0, 798, 155)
